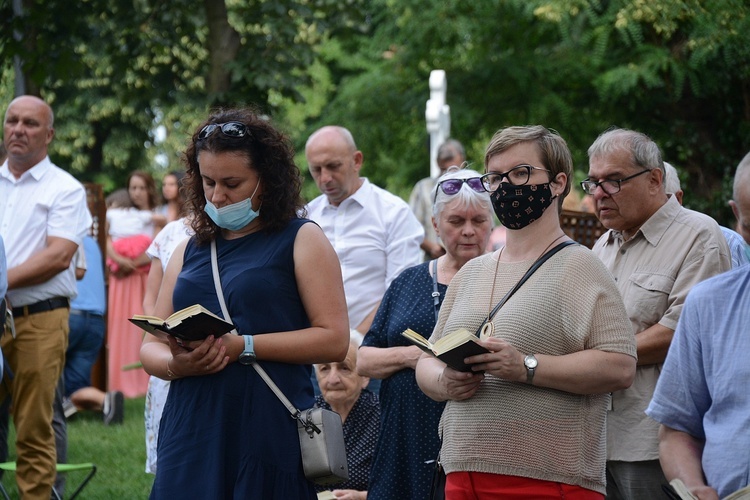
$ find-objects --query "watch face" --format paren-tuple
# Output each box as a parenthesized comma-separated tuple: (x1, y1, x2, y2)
(238, 352, 255, 365)
(525, 356, 538, 369)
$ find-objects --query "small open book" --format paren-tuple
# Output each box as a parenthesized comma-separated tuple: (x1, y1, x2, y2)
(666, 479, 750, 500)
(129, 304, 235, 342)
(401, 328, 489, 372)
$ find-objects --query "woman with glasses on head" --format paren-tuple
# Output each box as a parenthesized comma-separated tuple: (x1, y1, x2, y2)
(357, 167, 493, 499)
(415, 126, 637, 499)
(140, 108, 349, 499)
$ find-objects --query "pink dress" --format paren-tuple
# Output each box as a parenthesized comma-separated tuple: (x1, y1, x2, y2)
(106, 208, 154, 397)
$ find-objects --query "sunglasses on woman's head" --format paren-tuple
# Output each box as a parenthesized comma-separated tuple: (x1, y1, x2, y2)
(434, 177, 485, 203)
(197, 121, 249, 140)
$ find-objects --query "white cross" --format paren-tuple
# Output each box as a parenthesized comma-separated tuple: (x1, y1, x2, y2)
(425, 70, 451, 178)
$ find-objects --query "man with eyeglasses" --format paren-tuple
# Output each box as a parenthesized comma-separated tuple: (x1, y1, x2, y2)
(305, 126, 423, 348)
(584, 128, 730, 500)
(409, 139, 466, 260)
(0, 96, 91, 499)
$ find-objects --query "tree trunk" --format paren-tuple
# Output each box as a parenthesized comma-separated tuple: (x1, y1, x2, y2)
(203, 0, 241, 96)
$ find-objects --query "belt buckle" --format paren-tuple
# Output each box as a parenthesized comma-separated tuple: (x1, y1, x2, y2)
(4, 307, 16, 339)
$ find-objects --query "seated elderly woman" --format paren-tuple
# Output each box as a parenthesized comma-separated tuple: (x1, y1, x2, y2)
(315, 340, 380, 500)
(358, 167, 493, 499)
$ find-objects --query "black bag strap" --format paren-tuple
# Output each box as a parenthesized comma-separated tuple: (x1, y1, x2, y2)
(475, 240, 577, 337)
(431, 259, 440, 323)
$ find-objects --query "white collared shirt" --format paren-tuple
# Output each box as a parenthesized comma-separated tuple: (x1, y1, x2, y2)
(0, 235, 7, 300)
(306, 178, 424, 329)
(0, 157, 92, 306)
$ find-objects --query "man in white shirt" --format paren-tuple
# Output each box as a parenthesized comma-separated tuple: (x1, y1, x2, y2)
(0, 235, 6, 378)
(305, 126, 423, 342)
(0, 235, 6, 312)
(0, 95, 91, 499)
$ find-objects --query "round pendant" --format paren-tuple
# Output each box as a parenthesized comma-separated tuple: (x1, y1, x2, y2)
(480, 322, 494, 338)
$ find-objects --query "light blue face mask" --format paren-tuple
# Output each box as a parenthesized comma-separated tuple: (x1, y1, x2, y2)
(204, 182, 260, 231)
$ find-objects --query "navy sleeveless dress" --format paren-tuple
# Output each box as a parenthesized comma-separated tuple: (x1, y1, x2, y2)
(150, 218, 317, 499)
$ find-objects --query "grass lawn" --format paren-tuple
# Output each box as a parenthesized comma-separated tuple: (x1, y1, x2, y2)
(1, 397, 153, 498)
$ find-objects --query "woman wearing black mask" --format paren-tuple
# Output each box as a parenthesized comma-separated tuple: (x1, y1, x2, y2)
(415, 125, 637, 500)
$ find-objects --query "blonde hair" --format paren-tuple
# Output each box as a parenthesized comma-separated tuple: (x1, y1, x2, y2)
(484, 125, 573, 209)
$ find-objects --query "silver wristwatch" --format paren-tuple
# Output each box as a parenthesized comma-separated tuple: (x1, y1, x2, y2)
(238, 335, 256, 366)
(524, 354, 538, 384)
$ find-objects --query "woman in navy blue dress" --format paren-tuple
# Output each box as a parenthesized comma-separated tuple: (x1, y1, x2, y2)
(358, 168, 494, 499)
(140, 108, 349, 499)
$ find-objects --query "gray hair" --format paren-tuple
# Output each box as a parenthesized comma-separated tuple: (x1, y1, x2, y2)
(431, 167, 492, 218)
(437, 139, 466, 164)
(663, 162, 681, 194)
(588, 128, 664, 175)
(734, 151, 750, 200)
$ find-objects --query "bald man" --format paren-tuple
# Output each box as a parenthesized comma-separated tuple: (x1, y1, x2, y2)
(1, 95, 91, 499)
(305, 126, 423, 343)
(730, 152, 750, 246)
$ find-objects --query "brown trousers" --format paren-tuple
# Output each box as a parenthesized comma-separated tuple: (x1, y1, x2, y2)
(1, 308, 68, 500)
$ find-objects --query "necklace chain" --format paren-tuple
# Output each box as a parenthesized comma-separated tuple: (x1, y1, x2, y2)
(487, 249, 503, 318)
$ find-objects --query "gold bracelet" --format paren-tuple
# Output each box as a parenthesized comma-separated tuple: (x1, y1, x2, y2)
(166, 357, 176, 379)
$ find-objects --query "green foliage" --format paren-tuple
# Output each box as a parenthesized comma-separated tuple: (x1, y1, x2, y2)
(298, 0, 749, 224)
(0, 0, 368, 191)
(1, 0, 748, 224)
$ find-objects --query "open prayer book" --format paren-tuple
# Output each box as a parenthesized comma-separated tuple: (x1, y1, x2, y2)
(667, 479, 750, 500)
(401, 327, 489, 372)
(129, 304, 235, 342)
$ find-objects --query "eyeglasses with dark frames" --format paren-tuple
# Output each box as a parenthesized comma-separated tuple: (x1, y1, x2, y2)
(580, 168, 651, 195)
(480, 164, 550, 193)
(433, 177, 485, 203)
(197, 121, 249, 140)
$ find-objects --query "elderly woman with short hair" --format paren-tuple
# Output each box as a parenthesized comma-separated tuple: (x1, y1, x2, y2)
(358, 167, 494, 499)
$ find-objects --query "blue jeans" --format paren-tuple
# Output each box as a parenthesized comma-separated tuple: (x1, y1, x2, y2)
(65, 310, 105, 396)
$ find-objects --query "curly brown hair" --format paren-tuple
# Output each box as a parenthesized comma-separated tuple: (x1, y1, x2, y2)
(182, 107, 305, 244)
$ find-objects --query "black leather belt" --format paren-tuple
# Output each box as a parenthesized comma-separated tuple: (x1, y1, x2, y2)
(11, 297, 70, 317)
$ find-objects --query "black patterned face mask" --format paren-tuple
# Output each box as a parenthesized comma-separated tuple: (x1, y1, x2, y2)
(490, 182, 557, 230)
